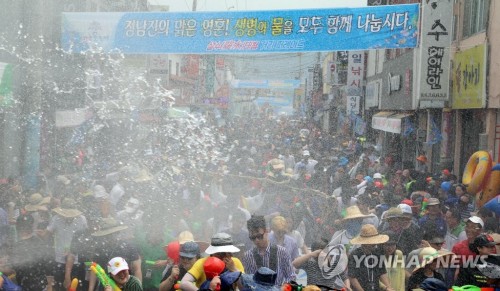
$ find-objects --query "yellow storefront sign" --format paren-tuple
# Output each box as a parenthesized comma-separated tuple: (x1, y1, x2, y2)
(452, 43, 487, 109)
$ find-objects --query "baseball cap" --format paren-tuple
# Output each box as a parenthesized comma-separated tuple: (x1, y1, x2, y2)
(373, 173, 383, 179)
(107, 257, 129, 275)
(179, 241, 200, 258)
(397, 203, 413, 215)
(467, 216, 484, 228)
(473, 234, 497, 247)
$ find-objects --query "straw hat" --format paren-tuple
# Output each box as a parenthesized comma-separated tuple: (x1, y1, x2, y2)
(350, 224, 389, 245)
(342, 206, 371, 221)
(178, 231, 195, 244)
(25, 193, 50, 212)
(413, 247, 454, 271)
(52, 198, 82, 218)
(91, 217, 128, 237)
(132, 168, 153, 182)
(267, 158, 285, 170)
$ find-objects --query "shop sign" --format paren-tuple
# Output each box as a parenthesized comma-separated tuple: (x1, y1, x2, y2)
(346, 51, 364, 96)
(346, 95, 360, 115)
(372, 112, 412, 134)
(372, 114, 403, 134)
(417, 0, 452, 102)
(452, 44, 487, 109)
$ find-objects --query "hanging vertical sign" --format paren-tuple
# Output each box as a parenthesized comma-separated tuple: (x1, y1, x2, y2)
(346, 96, 360, 115)
(346, 51, 364, 96)
(417, 0, 453, 102)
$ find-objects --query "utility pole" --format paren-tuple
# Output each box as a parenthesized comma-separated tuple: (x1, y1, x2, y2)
(192, 0, 197, 11)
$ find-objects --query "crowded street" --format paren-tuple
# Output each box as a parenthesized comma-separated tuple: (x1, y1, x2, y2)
(0, 0, 500, 290)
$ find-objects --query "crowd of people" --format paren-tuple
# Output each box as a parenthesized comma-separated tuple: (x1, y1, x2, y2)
(0, 115, 499, 290)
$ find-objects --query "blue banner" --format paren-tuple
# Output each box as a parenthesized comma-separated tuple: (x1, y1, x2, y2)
(62, 4, 419, 54)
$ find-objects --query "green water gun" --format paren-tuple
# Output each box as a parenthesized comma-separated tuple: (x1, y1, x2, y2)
(90, 262, 121, 291)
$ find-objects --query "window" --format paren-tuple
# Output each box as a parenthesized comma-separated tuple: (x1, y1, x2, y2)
(462, 0, 489, 38)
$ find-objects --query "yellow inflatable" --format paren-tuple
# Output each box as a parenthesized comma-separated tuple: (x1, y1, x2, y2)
(462, 151, 492, 194)
(477, 163, 500, 207)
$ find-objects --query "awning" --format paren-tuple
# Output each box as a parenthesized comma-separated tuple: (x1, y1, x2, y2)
(372, 111, 412, 134)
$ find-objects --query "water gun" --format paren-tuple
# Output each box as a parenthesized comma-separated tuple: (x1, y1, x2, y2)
(164, 241, 180, 265)
(173, 281, 181, 291)
(283, 281, 308, 291)
(420, 197, 429, 217)
(90, 262, 121, 291)
(145, 260, 156, 265)
(450, 286, 495, 291)
(68, 278, 78, 291)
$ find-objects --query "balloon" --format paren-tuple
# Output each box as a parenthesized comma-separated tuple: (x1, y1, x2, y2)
(374, 181, 383, 189)
(165, 241, 180, 265)
(484, 195, 500, 216)
(441, 181, 452, 192)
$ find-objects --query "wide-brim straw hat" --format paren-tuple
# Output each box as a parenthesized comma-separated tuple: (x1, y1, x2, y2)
(267, 158, 285, 170)
(91, 217, 128, 237)
(350, 224, 389, 245)
(132, 168, 153, 182)
(342, 206, 371, 221)
(413, 247, 454, 272)
(25, 193, 51, 212)
(52, 198, 82, 218)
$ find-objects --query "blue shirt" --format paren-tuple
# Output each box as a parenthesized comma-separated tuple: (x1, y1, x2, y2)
(418, 215, 447, 236)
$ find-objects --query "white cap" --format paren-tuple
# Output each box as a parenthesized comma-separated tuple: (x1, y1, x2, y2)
(373, 173, 383, 179)
(467, 216, 484, 228)
(107, 257, 129, 275)
(303, 150, 310, 156)
(397, 203, 412, 215)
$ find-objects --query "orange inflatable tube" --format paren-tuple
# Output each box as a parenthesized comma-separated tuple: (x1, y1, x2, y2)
(462, 151, 492, 194)
(477, 163, 500, 207)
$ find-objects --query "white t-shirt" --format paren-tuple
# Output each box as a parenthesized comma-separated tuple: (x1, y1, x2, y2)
(47, 215, 88, 263)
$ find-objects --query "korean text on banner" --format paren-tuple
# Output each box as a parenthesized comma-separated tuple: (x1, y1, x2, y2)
(61, 4, 420, 54)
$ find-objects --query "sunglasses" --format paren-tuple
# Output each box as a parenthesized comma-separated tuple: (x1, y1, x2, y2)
(249, 233, 265, 241)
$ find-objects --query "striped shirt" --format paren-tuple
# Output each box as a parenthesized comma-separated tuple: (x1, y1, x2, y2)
(268, 232, 299, 261)
(242, 244, 296, 286)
